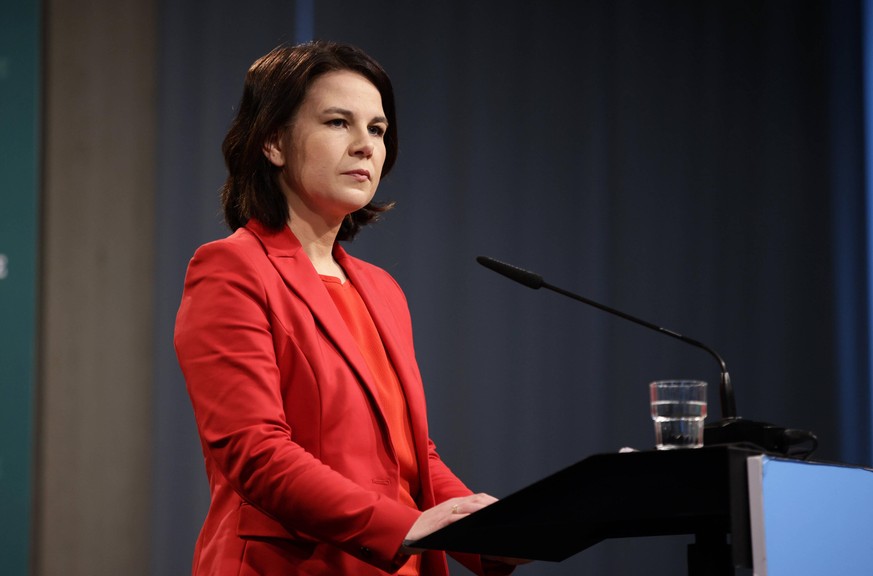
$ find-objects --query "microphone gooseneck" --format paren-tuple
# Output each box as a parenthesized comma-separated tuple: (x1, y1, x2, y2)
(476, 256, 736, 419)
(476, 255, 817, 457)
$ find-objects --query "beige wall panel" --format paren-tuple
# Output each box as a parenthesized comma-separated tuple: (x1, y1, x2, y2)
(37, 0, 155, 574)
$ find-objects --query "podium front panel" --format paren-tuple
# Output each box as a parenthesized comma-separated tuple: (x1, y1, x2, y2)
(747, 456, 873, 575)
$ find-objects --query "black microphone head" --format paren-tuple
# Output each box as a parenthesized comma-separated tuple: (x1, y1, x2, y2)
(476, 256, 544, 289)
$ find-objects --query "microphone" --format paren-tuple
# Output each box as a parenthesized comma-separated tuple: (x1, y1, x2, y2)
(476, 255, 818, 457)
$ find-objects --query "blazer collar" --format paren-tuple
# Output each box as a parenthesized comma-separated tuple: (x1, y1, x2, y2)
(244, 220, 373, 388)
(243, 220, 423, 441)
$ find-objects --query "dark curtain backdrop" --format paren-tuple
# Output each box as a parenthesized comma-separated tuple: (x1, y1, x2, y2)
(152, 1, 869, 575)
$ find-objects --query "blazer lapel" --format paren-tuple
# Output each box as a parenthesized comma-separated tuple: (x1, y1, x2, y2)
(337, 248, 429, 448)
(244, 221, 388, 425)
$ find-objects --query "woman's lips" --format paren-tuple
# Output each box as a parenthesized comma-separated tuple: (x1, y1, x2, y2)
(343, 169, 370, 182)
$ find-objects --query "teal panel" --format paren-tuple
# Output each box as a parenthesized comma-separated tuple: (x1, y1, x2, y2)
(0, 1, 41, 574)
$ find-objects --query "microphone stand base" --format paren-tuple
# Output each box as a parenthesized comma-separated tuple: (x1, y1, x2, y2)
(704, 418, 818, 459)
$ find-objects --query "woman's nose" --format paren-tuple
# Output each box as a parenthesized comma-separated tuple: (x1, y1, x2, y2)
(350, 129, 374, 157)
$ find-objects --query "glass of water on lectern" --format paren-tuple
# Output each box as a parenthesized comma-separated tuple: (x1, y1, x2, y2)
(649, 380, 707, 449)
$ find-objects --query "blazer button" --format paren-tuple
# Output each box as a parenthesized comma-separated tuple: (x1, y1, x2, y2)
(360, 546, 373, 558)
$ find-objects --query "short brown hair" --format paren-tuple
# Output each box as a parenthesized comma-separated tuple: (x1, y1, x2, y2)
(220, 41, 398, 240)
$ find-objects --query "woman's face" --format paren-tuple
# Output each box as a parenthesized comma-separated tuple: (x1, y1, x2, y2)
(264, 70, 388, 229)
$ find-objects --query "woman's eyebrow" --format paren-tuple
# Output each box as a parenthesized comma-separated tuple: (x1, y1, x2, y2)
(322, 106, 353, 117)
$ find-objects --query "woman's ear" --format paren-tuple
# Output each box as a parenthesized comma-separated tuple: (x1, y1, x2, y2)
(263, 131, 286, 167)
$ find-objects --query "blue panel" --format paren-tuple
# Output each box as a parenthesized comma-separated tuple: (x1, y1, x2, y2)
(295, 0, 314, 43)
(866, 0, 873, 468)
(761, 457, 873, 575)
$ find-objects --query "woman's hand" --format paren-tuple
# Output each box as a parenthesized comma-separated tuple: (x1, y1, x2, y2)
(402, 495, 533, 572)
(404, 493, 497, 544)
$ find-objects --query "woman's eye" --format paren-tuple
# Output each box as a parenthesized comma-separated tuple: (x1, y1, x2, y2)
(327, 118, 347, 128)
(368, 125, 386, 137)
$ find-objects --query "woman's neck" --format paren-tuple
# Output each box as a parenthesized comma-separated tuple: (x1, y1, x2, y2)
(288, 216, 346, 280)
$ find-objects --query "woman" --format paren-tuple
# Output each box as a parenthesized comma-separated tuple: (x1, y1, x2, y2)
(174, 41, 518, 575)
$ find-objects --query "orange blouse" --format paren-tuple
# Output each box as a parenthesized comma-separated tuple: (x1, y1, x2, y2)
(322, 275, 421, 576)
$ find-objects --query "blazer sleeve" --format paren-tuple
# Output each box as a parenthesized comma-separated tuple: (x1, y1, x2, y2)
(174, 239, 420, 572)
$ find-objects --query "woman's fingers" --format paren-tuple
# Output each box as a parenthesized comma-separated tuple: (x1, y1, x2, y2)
(404, 493, 498, 543)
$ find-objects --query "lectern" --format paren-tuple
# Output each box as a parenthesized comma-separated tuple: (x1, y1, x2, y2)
(412, 447, 873, 575)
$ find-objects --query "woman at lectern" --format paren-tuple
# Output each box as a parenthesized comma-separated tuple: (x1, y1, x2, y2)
(174, 40, 522, 576)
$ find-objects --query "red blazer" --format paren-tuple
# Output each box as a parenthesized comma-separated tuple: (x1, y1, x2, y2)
(175, 220, 492, 575)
